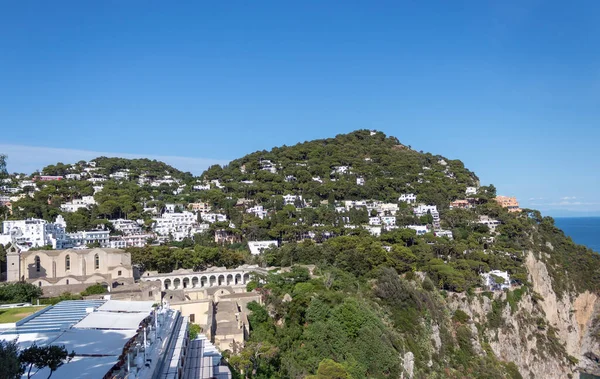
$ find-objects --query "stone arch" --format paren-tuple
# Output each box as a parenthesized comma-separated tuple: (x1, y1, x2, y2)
(164, 278, 172, 290)
(182, 277, 190, 289)
(218, 275, 225, 286)
(209, 275, 216, 287)
(243, 273, 250, 284)
(191, 276, 199, 288)
(235, 274, 242, 285)
(173, 278, 181, 289)
(201, 276, 207, 287)
(226, 274, 233, 285)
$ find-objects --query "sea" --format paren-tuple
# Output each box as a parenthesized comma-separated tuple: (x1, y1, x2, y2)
(554, 217, 600, 253)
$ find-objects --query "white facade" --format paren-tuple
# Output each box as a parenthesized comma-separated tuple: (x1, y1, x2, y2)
(413, 205, 440, 229)
(378, 203, 399, 216)
(381, 216, 396, 226)
(478, 215, 501, 232)
(111, 219, 143, 235)
(153, 212, 198, 236)
(434, 230, 453, 239)
(466, 187, 478, 196)
(283, 194, 303, 206)
(356, 177, 365, 186)
(248, 241, 279, 255)
(399, 193, 417, 204)
(193, 184, 210, 191)
(406, 225, 428, 236)
(200, 213, 227, 223)
(331, 166, 350, 175)
(66, 230, 110, 248)
(369, 217, 382, 226)
(60, 196, 96, 213)
(0, 216, 70, 250)
(65, 173, 82, 180)
(247, 205, 268, 219)
(481, 270, 510, 291)
(109, 233, 155, 248)
(109, 170, 130, 180)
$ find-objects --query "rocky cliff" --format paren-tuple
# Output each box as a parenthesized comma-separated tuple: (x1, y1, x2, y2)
(444, 252, 600, 379)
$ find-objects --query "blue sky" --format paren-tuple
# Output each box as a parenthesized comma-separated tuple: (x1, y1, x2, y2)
(1, 1, 599, 216)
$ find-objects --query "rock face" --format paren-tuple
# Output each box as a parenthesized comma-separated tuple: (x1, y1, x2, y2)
(446, 252, 600, 379)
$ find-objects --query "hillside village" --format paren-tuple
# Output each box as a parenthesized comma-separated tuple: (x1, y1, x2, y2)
(1, 132, 522, 291)
(2, 131, 600, 379)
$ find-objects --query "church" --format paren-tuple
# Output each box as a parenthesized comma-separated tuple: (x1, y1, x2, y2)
(5, 243, 135, 288)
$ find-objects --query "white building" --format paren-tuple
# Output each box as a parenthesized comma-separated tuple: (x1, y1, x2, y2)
(406, 225, 428, 236)
(369, 217, 382, 226)
(153, 212, 198, 236)
(413, 205, 441, 229)
(110, 219, 143, 235)
(0, 216, 70, 250)
(109, 170, 130, 180)
(331, 166, 350, 175)
(193, 184, 211, 191)
(248, 241, 279, 255)
(247, 205, 268, 219)
(380, 216, 396, 227)
(466, 187, 478, 196)
(364, 225, 381, 237)
(356, 177, 365, 186)
(398, 193, 417, 204)
(343, 200, 367, 210)
(66, 230, 110, 248)
(481, 270, 511, 291)
(201, 213, 227, 224)
(478, 215, 501, 232)
(109, 233, 155, 248)
(65, 173, 82, 180)
(283, 194, 303, 206)
(434, 230, 453, 239)
(164, 203, 184, 214)
(377, 203, 399, 216)
(60, 196, 97, 213)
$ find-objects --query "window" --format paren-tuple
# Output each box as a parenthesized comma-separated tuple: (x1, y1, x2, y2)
(94, 254, 99, 270)
(35, 256, 40, 272)
(118, 270, 122, 276)
(66, 279, 69, 285)
(149, 291, 153, 297)
(65, 255, 70, 271)
(190, 314, 195, 323)
(38, 281, 42, 287)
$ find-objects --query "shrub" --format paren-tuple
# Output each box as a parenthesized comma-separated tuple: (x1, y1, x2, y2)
(80, 284, 107, 297)
(452, 309, 471, 324)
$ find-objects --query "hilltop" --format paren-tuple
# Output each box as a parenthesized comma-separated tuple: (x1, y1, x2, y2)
(204, 129, 481, 206)
(1, 130, 600, 378)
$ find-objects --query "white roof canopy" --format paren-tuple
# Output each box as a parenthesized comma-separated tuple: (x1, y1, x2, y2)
(75, 311, 149, 330)
(97, 300, 155, 313)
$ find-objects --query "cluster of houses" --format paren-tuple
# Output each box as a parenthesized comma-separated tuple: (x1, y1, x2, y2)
(0, 156, 519, 255)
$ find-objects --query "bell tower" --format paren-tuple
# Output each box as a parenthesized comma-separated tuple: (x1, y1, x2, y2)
(6, 242, 21, 282)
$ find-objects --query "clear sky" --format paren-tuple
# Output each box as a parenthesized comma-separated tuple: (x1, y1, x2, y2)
(1, 1, 599, 216)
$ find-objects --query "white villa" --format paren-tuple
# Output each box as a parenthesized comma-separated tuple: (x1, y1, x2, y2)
(399, 193, 417, 204)
(481, 270, 511, 291)
(248, 241, 279, 255)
